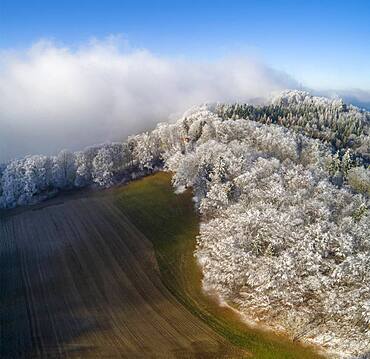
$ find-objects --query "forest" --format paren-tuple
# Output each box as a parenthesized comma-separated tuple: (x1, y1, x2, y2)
(1, 90, 369, 357)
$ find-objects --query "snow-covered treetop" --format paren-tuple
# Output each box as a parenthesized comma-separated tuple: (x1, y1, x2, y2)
(215, 90, 370, 165)
(271, 90, 346, 109)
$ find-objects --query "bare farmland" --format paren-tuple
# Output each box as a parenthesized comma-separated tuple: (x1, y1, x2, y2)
(1, 192, 244, 358)
(1, 173, 323, 358)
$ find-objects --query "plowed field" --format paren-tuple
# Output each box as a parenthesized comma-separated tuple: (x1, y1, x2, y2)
(0, 172, 323, 358)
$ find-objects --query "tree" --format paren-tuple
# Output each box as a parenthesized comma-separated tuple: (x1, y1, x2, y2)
(74, 145, 102, 187)
(52, 150, 76, 189)
(1, 159, 26, 207)
(342, 149, 353, 176)
(92, 147, 114, 187)
(347, 166, 370, 195)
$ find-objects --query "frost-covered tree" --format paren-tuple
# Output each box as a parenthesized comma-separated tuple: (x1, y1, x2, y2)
(217, 90, 370, 164)
(91, 143, 128, 187)
(92, 147, 114, 187)
(52, 150, 76, 189)
(347, 166, 370, 195)
(1, 159, 27, 207)
(129, 131, 162, 170)
(74, 145, 102, 187)
(23, 155, 53, 198)
(161, 101, 370, 357)
(0, 155, 53, 207)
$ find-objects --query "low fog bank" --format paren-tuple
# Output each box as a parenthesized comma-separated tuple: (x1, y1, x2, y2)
(0, 38, 298, 162)
(2, 38, 368, 163)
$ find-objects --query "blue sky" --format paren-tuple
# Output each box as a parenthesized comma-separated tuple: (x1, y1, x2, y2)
(1, 0, 370, 90)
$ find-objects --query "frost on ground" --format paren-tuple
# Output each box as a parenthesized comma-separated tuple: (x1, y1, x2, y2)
(1, 91, 369, 357)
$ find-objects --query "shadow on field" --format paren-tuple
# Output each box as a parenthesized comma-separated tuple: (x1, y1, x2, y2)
(1, 214, 110, 358)
(0, 192, 236, 358)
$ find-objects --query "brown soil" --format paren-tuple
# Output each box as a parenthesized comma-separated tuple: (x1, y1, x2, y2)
(0, 191, 244, 358)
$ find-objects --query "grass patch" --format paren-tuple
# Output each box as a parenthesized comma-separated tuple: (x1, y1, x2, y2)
(113, 172, 324, 359)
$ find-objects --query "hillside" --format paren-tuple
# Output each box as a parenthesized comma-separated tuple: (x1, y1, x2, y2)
(1, 173, 323, 358)
(1, 91, 369, 357)
(0, 174, 235, 358)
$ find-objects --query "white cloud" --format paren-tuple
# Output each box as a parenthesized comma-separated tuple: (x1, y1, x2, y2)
(0, 37, 298, 162)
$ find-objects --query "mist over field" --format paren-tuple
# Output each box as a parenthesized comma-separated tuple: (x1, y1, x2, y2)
(0, 38, 300, 162)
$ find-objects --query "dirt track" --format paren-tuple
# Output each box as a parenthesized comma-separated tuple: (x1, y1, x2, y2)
(1, 192, 243, 358)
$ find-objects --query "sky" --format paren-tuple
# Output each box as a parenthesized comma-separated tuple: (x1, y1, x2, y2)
(1, 0, 370, 90)
(0, 0, 369, 161)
